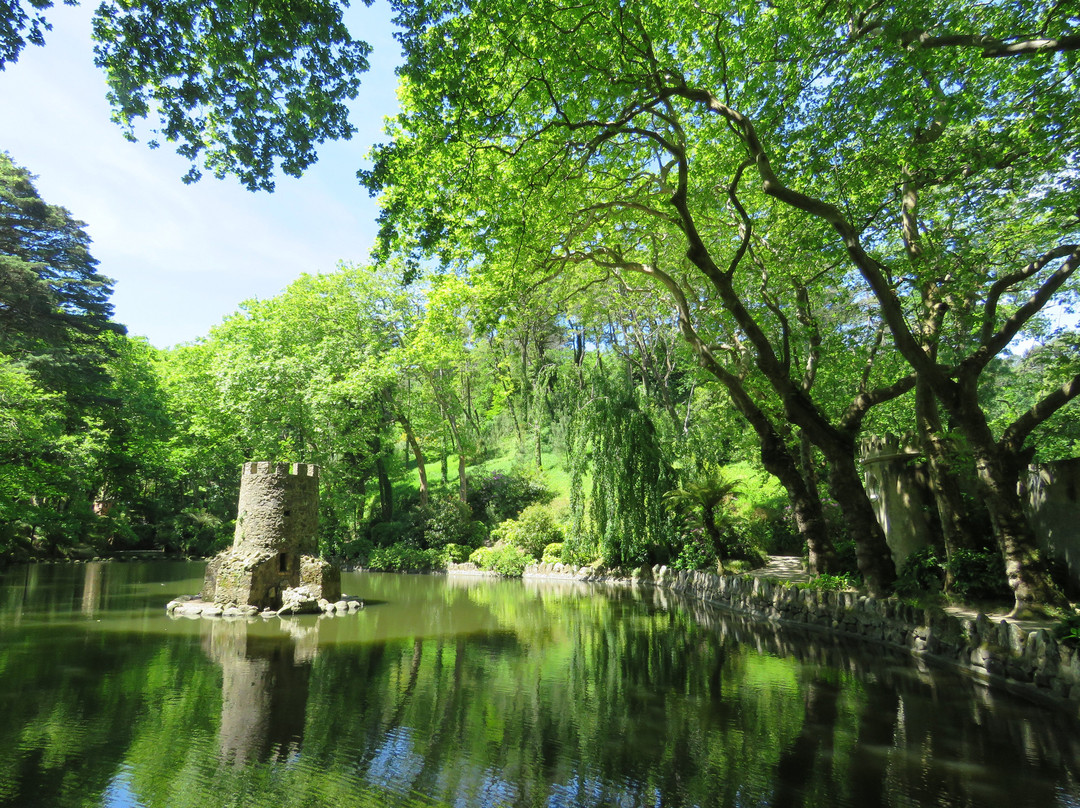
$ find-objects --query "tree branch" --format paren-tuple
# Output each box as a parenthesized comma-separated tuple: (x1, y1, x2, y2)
(900, 30, 1080, 58)
(1001, 372, 1080, 454)
(971, 245, 1080, 370)
(979, 245, 1080, 346)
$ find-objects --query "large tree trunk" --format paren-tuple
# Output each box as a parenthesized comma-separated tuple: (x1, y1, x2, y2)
(915, 377, 977, 589)
(795, 433, 834, 574)
(397, 411, 428, 508)
(759, 427, 836, 575)
(823, 445, 896, 596)
(957, 400, 1066, 615)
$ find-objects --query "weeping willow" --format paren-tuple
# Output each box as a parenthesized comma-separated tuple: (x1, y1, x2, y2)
(568, 376, 677, 567)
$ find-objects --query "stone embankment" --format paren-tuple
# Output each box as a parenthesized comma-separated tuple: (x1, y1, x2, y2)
(505, 561, 1080, 714)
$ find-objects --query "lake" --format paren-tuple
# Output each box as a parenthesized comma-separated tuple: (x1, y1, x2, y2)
(0, 560, 1077, 807)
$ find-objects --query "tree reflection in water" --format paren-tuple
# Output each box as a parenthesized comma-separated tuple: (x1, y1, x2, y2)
(0, 562, 1077, 808)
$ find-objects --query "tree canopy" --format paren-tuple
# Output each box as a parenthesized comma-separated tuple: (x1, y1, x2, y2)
(2, 0, 374, 191)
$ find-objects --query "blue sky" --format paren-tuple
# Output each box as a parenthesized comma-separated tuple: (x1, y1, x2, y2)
(0, 0, 401, 348)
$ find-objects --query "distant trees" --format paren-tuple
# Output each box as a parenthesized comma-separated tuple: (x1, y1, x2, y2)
(0, 152, 174, 556)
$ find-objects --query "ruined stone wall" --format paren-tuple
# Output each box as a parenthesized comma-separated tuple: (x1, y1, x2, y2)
(858, 434, 936, 568)
(1024, 458, 1080, 592)
(200, 461, 333, 610)
(233, 462, 319, 555)
(858, 436, 1080, 592)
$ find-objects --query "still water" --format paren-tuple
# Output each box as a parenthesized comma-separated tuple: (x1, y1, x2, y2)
(0, 561, 1077, 808)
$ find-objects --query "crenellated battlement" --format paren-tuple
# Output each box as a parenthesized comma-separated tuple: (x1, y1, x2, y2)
(858, 433, 921, 464)
(198, 459, 338, 611)
(241, 461, 319, 479)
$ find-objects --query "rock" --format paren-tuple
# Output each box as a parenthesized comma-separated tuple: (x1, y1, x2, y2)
(334, 600, 349, 612)
(165, 595, 196, 613)
(279, 585, 321, 615)
(1006, 622, 1028, 656)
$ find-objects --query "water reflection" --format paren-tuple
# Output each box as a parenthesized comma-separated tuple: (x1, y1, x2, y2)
(81, 561, 103, 617)
(202, 618, 317, 764)
(0, 563, 1077, 808)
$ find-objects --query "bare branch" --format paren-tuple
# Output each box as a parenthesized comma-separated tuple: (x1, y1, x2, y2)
(900, 29, 1080, 58)
(842, 372, 917, 433)
(973, 245, 1080, 368)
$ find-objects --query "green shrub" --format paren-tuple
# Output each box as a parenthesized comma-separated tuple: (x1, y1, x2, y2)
(442, 542, 472, 564)
(672, 528, 716, 571)
(490, 503, 565, 558)
(369, 520, 412, 548)
(367, 542, 444, 573)
(468, 543, 533, 577)
(541, 542, 563, 564)
(158, 507, 230, 556)
(469, 546, 494, 567)
(799, 572, 858, 591)
(946, 549, 1010, 601)
(1053, 613, 1080, 648)
(558, 533, 599, 566)
(894, 547, 945, 597)
(892, 546, 1008, 601)
(422, 495, 486, 549)
(467, 468, 553, 525)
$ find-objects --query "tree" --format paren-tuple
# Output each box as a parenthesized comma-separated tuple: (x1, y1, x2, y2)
(0, 153, 157, 557)
(181, 264, 410, 546)
(663, 471, 740, 564)
(365, 0, 917, 591)
(0, 0, 55, 66)
(405, 274, 479, 503)
(366, 0, 1079, 610)
(0, 152, 122, 386)
(568, 369, 677, 567)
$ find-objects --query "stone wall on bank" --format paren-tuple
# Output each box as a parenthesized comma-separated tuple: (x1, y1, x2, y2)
(1024, 458, 1080, 592)
(857, 435, 1080, 593)
(503, 561, 1080, 715)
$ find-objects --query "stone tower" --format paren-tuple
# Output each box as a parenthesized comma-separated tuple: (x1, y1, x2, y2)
(202, 462, 340, 610)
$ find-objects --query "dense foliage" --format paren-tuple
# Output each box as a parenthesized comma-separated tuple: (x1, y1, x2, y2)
(3, 0, 1080, 613)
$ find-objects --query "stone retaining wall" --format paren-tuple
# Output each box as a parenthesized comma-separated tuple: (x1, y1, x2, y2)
(506, 561, 1080, 715)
